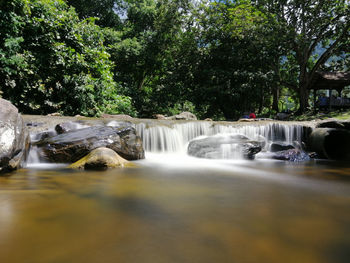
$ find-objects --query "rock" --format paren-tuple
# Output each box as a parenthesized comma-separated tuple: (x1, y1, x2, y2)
(271, 149, 311, 162)
(0, 98, 30, 173)
(47, 112, 61, 116)
(316, 120, 350, 130)
(238, 118, 255, 122)
(188, 134, 262, 160)
(36, 125, 144, 163)
(154, 114, 167, 120)
(32, 130, 57, 143)
(308, 128, 350, 160)
(169, 112, 197, 120)
(68, 147, 136, 170)
(270, 142, 295, 152)
(55, 121, 89, 134)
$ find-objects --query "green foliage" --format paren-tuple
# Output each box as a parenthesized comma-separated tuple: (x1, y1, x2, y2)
(1, 0, 349, 119)
(0, 0, 136, 116)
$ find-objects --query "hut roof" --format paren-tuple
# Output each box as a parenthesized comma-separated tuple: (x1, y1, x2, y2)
(309, 71, 350, 90)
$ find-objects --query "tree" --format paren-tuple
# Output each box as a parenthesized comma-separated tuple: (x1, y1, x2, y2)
(0, 0, 136, 116)
(255, 0, 350, 113)
(105, 0, 193, 116)
(185, 0, 277, 119)
(66, 0, 124, 28)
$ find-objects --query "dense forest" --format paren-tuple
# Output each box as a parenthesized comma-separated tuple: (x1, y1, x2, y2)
(1, 0, 349, 119)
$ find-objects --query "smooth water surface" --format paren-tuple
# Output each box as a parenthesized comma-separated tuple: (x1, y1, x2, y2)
(1, 158, 350, 263)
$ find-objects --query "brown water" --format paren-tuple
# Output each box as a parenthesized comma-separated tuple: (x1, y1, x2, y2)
(1, 159, 350, 263)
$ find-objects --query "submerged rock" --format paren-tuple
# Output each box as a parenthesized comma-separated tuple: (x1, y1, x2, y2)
(271, 149, 311, 162)
(69, 147, 136, 170)
(187, 134, 263, 160)
(37, 125, 144, 163)
(0, 98, 30, 173)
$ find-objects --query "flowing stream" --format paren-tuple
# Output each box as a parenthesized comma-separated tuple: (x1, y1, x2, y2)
(1, 120, 350, 263)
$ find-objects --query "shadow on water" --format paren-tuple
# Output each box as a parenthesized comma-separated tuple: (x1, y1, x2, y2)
(1, 158, 350, 263)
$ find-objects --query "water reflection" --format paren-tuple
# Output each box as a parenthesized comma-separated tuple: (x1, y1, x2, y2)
(0, 160, 350, 263)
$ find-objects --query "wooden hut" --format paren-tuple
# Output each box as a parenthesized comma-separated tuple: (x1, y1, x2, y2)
(308, 71, 350, 110)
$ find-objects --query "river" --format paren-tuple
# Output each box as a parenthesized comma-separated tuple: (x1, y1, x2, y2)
(1, 119, 350, 263)
(1, 156, 350, 263)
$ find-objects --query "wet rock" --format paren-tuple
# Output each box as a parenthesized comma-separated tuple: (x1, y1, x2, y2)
(37, 125, 144, 163)
(270, 142, 295, 152)
(0, 98, 30, 173)
(271, 149, 310, 162)
(308, 128, 350, 160)
(68, 147, 136, 170)
(55, 121, 89, 134)
(188, 134, 262, 160)
(32, 130, 57, 142)
(106, 120, 134, 129)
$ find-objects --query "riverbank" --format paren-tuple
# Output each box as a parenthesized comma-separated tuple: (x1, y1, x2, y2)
(289, 109, 350, 121)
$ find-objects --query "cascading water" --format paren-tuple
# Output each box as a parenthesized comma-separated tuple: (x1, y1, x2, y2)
(136, 121, 305, 157)
(25, 119, 307, 168)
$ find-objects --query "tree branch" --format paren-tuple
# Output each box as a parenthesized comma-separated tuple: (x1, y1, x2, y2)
(309, 23, 350, 84)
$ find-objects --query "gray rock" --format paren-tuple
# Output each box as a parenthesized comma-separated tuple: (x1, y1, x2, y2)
(37, 125, 144, 163)
(0, 98, 30, 173)
(55, 121, 89, 134)
(270, 142, 295, 152)
(153, 114, 167, 120)
(169, 112, 197, 120)
(188, 134, 262, 160)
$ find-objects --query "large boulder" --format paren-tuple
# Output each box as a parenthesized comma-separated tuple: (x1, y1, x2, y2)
(68, 147, 136, 170)
(188, 134, 263, 160)
(36, 125, 144, 163)
(316, 120, 350, 130)
(308, 128, 350, 160)
(0, 98, 30, 173)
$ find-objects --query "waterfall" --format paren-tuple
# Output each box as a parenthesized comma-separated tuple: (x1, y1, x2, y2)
(136, 121, 305, 154)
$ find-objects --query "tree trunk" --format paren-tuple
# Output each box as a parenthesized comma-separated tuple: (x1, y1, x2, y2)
(298, 83, 309, 113)
(272, 85, 279, 112)
(297, 61, 310, 113)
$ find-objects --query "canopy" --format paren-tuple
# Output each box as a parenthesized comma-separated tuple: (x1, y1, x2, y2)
(309, 72, 350, 91)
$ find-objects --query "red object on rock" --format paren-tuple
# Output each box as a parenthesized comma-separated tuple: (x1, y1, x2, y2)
(249, 113, 256, 119)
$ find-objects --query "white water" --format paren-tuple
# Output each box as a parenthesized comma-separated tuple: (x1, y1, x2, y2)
(136, 121, 305, 155)
(26, 120, 306, 167)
